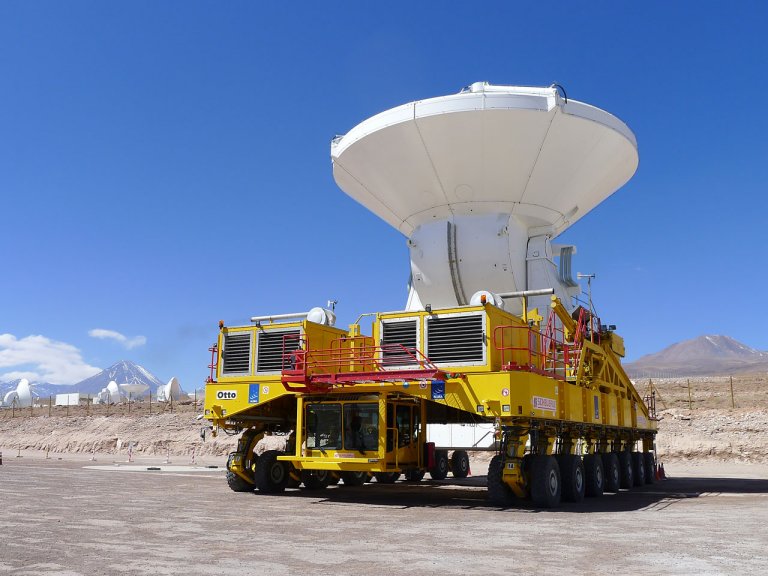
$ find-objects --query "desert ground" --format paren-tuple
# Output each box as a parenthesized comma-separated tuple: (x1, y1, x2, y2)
(1, 375, 767, 575)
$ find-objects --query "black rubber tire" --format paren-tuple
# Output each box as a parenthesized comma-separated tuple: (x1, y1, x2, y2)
(287, 464, 301, 488)
(404, 469, 426, 482)
(429, 450, 449, 480)
(643, 452, 656, 484)
(556, 454, 585, 503)
(226, 470, 254, 492)
(603, 453, 621, 493)
(583, 454, 604, 497)
(618, 451, 634, 489)
(253, 450, 288, 493)
(340, 471, 368, 486)
(631, 452, 646, 487)
(530, 455, 561, 508)
(301, 470, 331, 490)
(451, 450, 470, 478)
(374, 472, 401, 484)
(487, 455, 514, 505)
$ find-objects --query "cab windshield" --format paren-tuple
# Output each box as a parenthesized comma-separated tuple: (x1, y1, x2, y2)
(305, 402, 378, 451)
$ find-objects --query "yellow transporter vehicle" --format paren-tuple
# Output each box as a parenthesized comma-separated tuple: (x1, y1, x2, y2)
(205, 82, 657, 507)
(205, 293, 657, 508)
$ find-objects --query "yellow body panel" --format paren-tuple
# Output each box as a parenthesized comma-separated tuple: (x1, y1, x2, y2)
(205, 300, 657, 501)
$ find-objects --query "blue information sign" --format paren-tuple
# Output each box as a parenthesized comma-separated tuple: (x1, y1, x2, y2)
(431, 380, 445, 400)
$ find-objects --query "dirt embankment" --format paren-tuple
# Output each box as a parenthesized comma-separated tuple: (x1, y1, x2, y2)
(2, 375, 767, 463)
(0, 405, 237, 458)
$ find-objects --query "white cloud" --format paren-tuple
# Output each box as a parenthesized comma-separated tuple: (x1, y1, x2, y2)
(0, 334, 101, 384)
(88, 328, 147, 350)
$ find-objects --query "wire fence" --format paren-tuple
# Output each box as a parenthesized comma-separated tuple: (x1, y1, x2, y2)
(636, 375, 768, 412)
(0, 390, 203, 420)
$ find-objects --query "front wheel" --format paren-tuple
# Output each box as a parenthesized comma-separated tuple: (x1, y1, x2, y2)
(254, 450, 288, 493)
(302, 470, 331, 490)
(226, 470, 254, 492)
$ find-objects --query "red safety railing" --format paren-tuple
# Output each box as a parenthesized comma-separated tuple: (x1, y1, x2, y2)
(281, 334, 445, 391)
(493, 320, 571, 381)
(206, 343, 218, 383)
(575, 306, 601, 346)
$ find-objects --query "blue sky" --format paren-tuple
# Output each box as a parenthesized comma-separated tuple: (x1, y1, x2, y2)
(2, 2, 767, 386)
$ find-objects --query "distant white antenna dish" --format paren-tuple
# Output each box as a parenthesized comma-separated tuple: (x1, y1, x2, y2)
(157, 377, 184, 402)
(96, 380, 123, 404)
(2, 379, 34, 408)
(3, 390, 18, 407)
(119, 383, 149, 396)
(307, 307, 336, 326)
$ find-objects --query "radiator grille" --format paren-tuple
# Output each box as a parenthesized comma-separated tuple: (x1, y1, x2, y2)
(380, 320, 418, 366)
(257, 330, 301, 373)
(426, 314, 485, 364)
(222, 332, 252, 374)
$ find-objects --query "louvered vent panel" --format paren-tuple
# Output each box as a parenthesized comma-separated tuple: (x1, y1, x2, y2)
(257, 330, 301, 373)
(222, 333, 252, 374)
(426, 315, 484, 364)
(381, 320, 418, 365)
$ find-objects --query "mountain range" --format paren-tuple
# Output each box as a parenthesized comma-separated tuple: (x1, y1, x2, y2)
(0, 360, 170, 399)
(624, 335, 768, 378)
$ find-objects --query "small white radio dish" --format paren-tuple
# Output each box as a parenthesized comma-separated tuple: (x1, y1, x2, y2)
(307, 307, 336, 326)
(157, 377, 184, 402)
(119, 383, 149, 396)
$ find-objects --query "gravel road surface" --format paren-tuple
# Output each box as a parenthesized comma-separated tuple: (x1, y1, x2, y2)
(1, 454, 767, 575)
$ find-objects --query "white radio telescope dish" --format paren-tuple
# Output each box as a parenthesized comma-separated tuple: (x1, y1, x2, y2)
(332, 82, 638, 315)
(3, 378, 34, 408)
(119, 383, 149, 396)
(157, 377, 184, 402)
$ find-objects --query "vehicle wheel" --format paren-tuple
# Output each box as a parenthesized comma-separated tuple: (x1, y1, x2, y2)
(603, 453, 621, 493)
(487, 455, 514, 505)
(631, 452, 645, 487)
(226, 470, 254, 492)
(374, 472, 401, 484)
(301, 470, 331, 490)
(643, 452, 656, 484)
(618, 451, 633, 489)
(530, 455, 561, 508)
(451, 450, 470, 478)
(556, 454, 585, 503)
(340, 471, 368, 486)
(429, 450, 449, 480)
(287, 464, 301, 488)
(583, 454, 604, 497)
(404, 469, 426, 482)
(253, 450, 288, 493)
